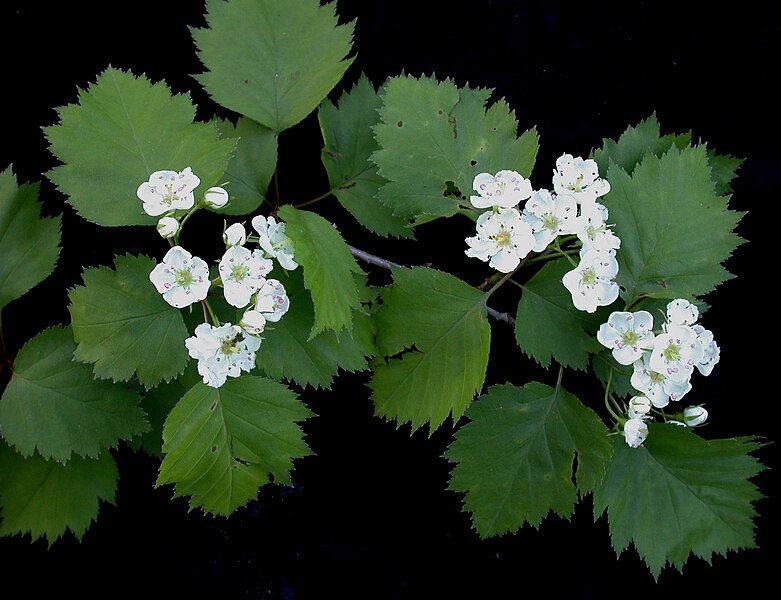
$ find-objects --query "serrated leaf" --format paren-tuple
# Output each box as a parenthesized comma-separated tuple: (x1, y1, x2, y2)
(319, 75, 412, 238)
(215, 117, 277, 215)
(45, 67, 236, 226)
(0, 326, 148, 462)
(0, 443, 118, 544)
(373, 74, 538, 224)
(592, 113, 690, 176)
(370, 267, 490, 432)
(193, 0, 354, 133)
(446, 382, 612, 537)
(0, 167, 61, 313)
(157, 377, 313, 516)
(593, 425, 765, 578)
(277, 205, 362, 336)
(256, 268, 374, 389)
(130, 378, 187, 458)
(604, 146, 743, 304)
(591, 349, 635, 398)
(516, 259, 603, 370)
(708, 151, 743, 195)
(68, 254, 190, 388)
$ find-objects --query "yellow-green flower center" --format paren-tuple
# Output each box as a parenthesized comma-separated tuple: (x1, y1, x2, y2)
(662, 342, 681, 363)
(581, 267, 597, 286)
(492, 229, 513, 248)
(230, 264, 250, 281)
(220, 337, 241, 355)
(175, 268, 194, 287)
(622, 331, 641, 346)
(542, 213, 560, 232)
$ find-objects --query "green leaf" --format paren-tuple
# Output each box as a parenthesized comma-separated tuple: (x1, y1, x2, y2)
(68, 254, 190, 388)
(516, 259, 603, 370)
(0, 167, 61, 313)
(277, 205, 363, 336)
(373, 74, 538, 224)
(129, 378, 187, 458)
(708, 151, 743, 195)
(319, 75, 412, 238)
(157, 377, 313, 516)
(591, 349, 635, 399)
(370, 267, 490, 432)
(215, 117, 278, 215)
(45, 67, 236, 226)
(446, 382, 612, 537)
(593, 425, 765, 578)
(256, 269, 374, 389)
(193, 0, 355, 133)
(0, 442, 118, 544)
(0, 326, 148, 462)
(604, 146, 743, 304)
(592, 113, 691, 175)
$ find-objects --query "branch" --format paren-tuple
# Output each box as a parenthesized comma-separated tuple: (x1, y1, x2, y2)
(347, 245, 516, 326)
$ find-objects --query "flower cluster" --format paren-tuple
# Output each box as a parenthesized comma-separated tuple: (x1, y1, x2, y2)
(141, 167, 297, 388)
(596, 299, 720, 447)
(465, 154, 619, 312)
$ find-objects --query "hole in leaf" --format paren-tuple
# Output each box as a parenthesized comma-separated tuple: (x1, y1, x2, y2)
(470, 160, 477, 167)
(397, 120, 403, 127)
(210, 402, 217, 412)
(211, 445, 217, 453)
(443, 180, 464, 200)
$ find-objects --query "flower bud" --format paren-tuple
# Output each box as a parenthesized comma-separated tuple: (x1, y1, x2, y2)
(628, 395, 651, 419)
(223, 222, 247, 247)
(623, 417, 648, 448)
(205, 186, 229, 208)
(240, 309, 267, 336)
(156, 216, 179, 239)
(683, 405, 708, 427)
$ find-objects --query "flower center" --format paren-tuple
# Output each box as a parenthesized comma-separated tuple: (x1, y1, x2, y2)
(621, 330, 641, 346)
(230, 264, 250, 282)
(492, 229, 513, 248)
(580, 267, 597, 286)
(542, 213, 560, 232)
(649, 370, 666, 384)
(567, 174, 584, 192)
(220, 337, 241, 355)
(174, 268, 194, 288)
(662, 342, 681, 363)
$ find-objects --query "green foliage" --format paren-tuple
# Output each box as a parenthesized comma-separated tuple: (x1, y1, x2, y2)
(319, 75, 412, 238)
(0, 326, 148, 462)
(708, 151, 743, 195)
(193, 0, 354, 133)
(0, 442, 118, 544)
(157, 377, 313, 516)
(277, 205, 363, 336)
(604, 146, 743, 304)
(373, 74, 538, 224)
(131, 378, 188, 458)
(591, 350, 635, 398)
(593, 425, 765, 578)
(256, 269, 374, 389)
(446, 382, 612, 536)
(45, 67, 236, 226)
(68, 254, 190, 388)
(0, 168, 61, 313)
(515, 259, 603, 370)
(215, 117, 278, 215)
(370, 267, 490, 432)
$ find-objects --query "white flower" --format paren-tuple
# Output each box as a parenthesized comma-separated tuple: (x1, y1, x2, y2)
(205, 186, 229, 208)
(693, 324, 720, 376)
(561, 249, 619, 313)
(649, 324, 703, 384)
(553, 154, 610, 207)
(631, 353, 692, 408)
(239, 309, 267, 336)
(470, 170, 533, 209)
(628, 395, 652, 419)
(465, 208, 535, 273)
(520, 190, 580, 252)
(156, 216, 179, 239)
(666, 298, 699, 326)
(251, 215, 298, 270)
(253, 279, 290, 322)
(683, 405, 709, 427)
(137, 167, 200, 217)
(219, 246, 273, 308)
(149, 245, 210, 308)
(223, 223, 247, 247)
(597, 310, 655, 365)
(624, 417, 649, 448)
(184, 323, 261, 388)
(576, 202, 621, 254)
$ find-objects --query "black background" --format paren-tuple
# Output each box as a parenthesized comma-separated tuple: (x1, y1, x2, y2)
(0, 1, 777, 598)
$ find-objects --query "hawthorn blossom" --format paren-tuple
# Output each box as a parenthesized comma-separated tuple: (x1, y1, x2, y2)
(693, 324, 720, 376)
(252, 215, 298, 270)
(520, 189, 580, 251)
(666, 298, 699, 326)
(205, 186, 229, 208)
(156, 216, 179, 239)
(137, 167, 200, 216)
(149, 245, 210, 308)
(628, 395, 652, 419)
(649, 324, 702, 384)
(219, 246, 273, 308)
(576, 202, 621, 254)
(561, 249, 619, 313)
(223, 223, 247, 247)
(683, 405, 709, 427)
(596, 310, 655, 365)
(630, 353, 692, 408)
(239, 309, 268, 337)
(624, 417, 649, 448)
(253, 279, 290, 322)
(552, 154, 610, 207)
(470, 170, 533, 209)
(184, 323, 260, 388)
(465, 207, 535, 273)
